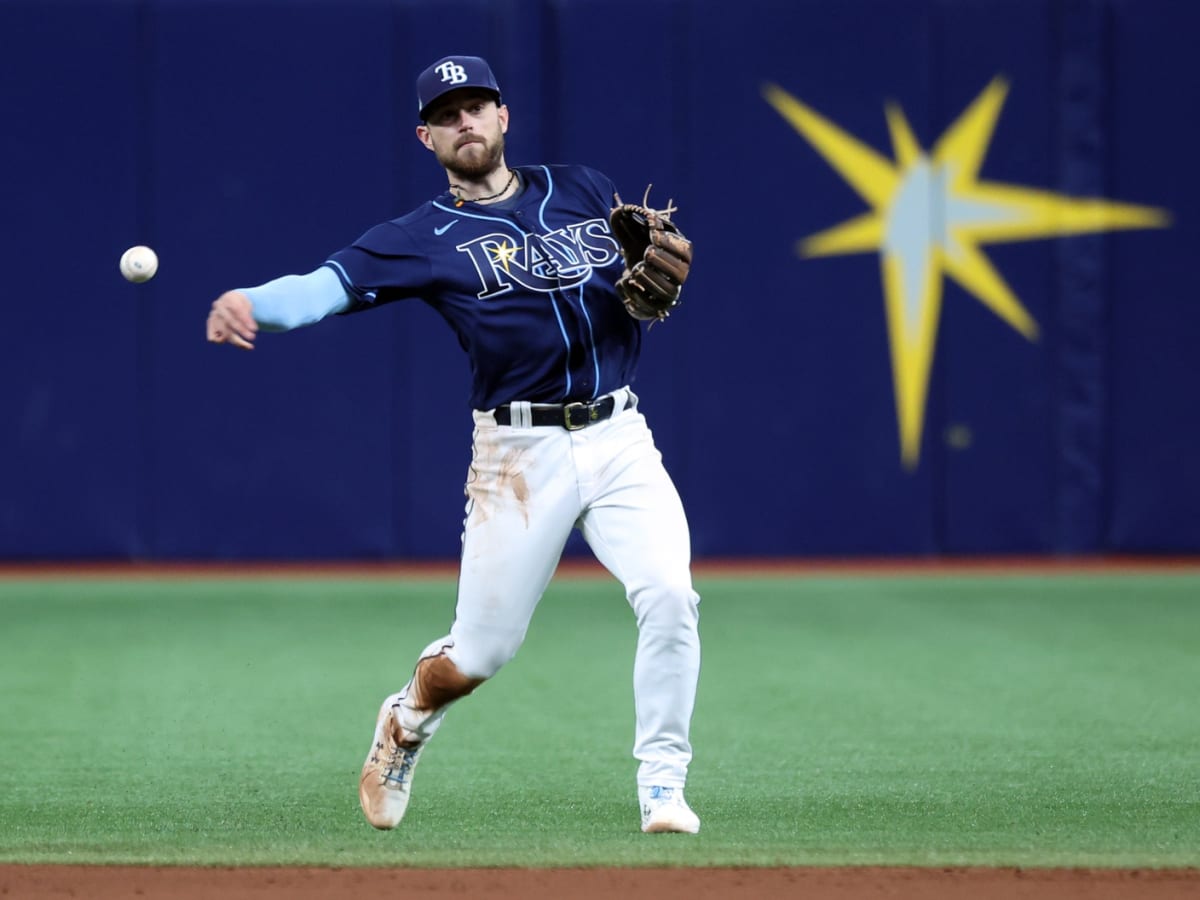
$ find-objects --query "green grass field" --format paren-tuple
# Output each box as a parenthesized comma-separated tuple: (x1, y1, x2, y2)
(1, 570, 1197, 867)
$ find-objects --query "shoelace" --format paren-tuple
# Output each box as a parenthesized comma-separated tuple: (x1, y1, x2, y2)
(647, 786, 680, 804)
(643, 787, 690, 819)
(381, 744, 420, 787)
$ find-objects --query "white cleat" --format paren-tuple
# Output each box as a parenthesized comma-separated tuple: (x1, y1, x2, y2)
(639, 785, 701, 834)
(359, 694, 424, 830)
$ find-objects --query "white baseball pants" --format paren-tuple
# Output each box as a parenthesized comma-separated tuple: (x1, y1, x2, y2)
(403, 388, 701, 788)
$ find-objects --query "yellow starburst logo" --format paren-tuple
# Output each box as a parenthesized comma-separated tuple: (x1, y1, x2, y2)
(764, 77, 1170, 469)
(488, 239, 520, 274)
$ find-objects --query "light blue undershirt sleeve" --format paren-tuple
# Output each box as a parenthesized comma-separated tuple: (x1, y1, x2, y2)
(241, 266, 352, 332)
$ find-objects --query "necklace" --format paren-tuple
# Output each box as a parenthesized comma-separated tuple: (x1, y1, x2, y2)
(450, 169, 517, 207)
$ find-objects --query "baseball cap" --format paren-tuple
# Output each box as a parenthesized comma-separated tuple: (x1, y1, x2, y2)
(417, 55, 501, 120)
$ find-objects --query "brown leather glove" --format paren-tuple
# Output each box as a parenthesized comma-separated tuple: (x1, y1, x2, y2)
(609, 188, 693, 322)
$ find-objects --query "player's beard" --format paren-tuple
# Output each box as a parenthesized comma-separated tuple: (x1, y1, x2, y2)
(439, 131, 506, 181)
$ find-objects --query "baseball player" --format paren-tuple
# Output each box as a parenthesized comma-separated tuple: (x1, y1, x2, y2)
(206, 55, 701, 834)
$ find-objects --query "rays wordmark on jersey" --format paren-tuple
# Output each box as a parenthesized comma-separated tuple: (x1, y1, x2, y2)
(456, 217, 621, 299)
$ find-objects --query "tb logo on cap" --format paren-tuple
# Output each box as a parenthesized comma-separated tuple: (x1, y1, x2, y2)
(435, 61, 468, 85)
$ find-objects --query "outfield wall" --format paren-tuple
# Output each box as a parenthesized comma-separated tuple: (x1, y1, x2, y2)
(2, 0, 1198, 560)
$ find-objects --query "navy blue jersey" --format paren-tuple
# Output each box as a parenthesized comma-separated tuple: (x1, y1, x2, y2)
(324, 164, 642, 409)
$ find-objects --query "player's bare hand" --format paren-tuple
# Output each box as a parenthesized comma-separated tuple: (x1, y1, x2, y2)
(207, 291, 258, 350)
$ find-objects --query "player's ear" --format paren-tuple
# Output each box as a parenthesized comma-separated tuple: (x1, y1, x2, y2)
(416, 123, 434, 150)
(497, 103, 509, 134)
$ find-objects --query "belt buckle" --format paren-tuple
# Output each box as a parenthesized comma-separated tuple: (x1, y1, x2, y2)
(563, 402, 588, 430)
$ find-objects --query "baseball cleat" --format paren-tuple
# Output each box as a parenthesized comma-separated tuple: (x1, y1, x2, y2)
(639, 785, 700, 834)
(359, 694, 425, 830)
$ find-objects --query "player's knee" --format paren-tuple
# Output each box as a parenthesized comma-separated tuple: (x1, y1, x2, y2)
(632, 583, 700, 633)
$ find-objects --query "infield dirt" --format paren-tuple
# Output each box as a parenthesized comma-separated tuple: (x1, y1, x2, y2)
(4, 865, 1200, 899)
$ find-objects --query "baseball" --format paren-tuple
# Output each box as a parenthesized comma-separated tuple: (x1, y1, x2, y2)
(120, 245, 158, 283)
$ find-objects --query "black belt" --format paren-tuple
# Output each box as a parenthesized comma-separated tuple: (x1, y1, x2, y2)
(494, 395, 617, 430)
